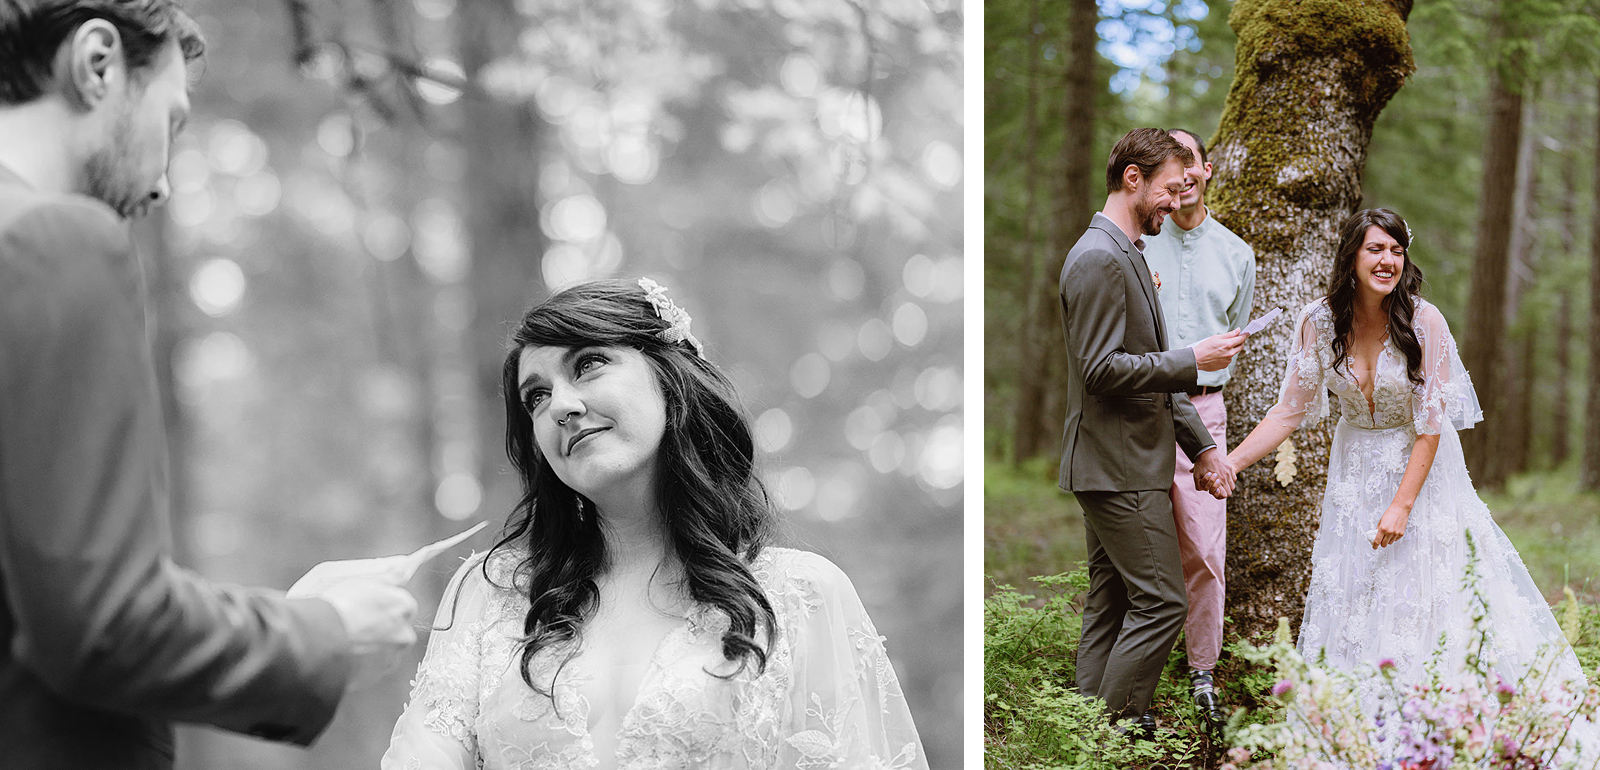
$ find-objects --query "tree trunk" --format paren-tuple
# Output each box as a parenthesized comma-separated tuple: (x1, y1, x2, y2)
(1013, 0, 1096, 462)
(1553, 288, 1573, 465)
(1208, 0, 1414, 641)
(458, 0, 546, 519)
(1583, 75, 1600, 491)
(1502, 98, 1539, 475)
(1009, 0, 1048, 463)
(1460, 15, 1527, 488)
(1554, 96, 1581, 467)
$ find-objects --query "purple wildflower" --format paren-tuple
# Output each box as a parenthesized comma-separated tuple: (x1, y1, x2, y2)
(1271, 679, 1293, 697)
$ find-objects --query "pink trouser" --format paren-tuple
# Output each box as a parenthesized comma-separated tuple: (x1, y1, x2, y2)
(1170, 390, 1228, 671)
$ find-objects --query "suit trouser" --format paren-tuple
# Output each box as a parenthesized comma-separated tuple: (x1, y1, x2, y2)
(1075, 489, 1189, 719)
(1170, 391, 1228, 670)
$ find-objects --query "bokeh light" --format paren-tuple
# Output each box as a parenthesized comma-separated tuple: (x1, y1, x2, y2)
(190, 258, 247, 317)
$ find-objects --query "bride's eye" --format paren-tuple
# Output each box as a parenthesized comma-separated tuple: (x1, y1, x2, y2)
(575, 353, 607, 376)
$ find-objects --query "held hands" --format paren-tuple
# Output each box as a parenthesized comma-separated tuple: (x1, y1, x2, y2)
(288, 522, 487, 692)
(1193, 329, 1247, 372)
(1371, 504, 1410, 550)
(1192, 448, 1237, 499)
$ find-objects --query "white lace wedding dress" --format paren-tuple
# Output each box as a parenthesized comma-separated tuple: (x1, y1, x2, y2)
(1268, 297, 1597, 757)
(380, 547, 926, 770)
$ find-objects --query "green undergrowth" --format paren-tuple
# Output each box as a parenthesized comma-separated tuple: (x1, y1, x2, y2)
(984, 565, 1600, 769)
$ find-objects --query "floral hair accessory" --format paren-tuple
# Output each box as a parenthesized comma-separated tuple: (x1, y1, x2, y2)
(1402, 218, 1413, 249)
(638, 277, 705, 358)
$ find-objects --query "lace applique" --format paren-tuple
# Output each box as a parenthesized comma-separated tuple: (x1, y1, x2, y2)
(382, 548, 926, 770)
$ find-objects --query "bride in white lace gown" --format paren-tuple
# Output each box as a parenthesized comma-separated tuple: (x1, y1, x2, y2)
(382, 280, 925, 770)
(1219, 209, 1595, 755)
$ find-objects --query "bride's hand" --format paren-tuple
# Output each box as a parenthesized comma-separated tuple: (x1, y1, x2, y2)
(1373, 504, 1410, 549)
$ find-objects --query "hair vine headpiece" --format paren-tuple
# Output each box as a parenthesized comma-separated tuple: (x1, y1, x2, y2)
(638, 277, 705, 358)
(1402, 218, 1414, 249)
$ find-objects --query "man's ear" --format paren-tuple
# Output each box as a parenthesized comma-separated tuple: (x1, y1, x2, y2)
(1201, 161, 1214, 181)
(1122, 164, 1143, 193)
(64, 19, 125, 110)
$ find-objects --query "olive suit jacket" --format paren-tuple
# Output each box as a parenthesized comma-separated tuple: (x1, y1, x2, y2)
(1058, 212, 1216, 492)
(0, 165, 352, 769)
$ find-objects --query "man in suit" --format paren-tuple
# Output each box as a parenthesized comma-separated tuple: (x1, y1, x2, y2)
(1058, 127, 1245, 734)
(0, 3, 420, 767)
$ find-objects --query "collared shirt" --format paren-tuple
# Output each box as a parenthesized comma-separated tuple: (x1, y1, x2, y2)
(1143, 207, 1256, 388)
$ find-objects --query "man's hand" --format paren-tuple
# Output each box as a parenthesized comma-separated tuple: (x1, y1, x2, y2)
(318, 578, 419, 692)
(1193, 329, 1247, 372)
(286, 523, 484, 692)
(1193, 448, 1236, 499)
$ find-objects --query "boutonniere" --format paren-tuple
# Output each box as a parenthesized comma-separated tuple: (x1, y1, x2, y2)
(1152, 270, 1162, 292)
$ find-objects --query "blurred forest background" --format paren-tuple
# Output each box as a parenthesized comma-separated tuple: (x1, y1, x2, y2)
(986, 0, 1600, 604)
(130, 0, 963, 767)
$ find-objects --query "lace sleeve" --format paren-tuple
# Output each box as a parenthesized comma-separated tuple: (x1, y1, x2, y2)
(1264, 301, 1329, 430)
(776, 553, 927, 770)
(1411, 302, 1482, 435)
(381, 554, 490, 770)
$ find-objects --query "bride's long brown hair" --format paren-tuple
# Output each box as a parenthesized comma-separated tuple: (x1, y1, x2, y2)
(1325, 208, 1427, 388)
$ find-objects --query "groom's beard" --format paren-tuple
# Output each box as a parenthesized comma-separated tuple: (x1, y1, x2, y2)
(1133, 192, 1165, 236)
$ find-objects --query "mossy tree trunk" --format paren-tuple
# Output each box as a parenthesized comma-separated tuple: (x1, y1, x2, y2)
(1013, 0, 1098, 462)
(1207, 0, 1414, 642)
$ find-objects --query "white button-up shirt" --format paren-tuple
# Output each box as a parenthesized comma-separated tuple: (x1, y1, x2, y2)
(1143, 207, 1257, 388)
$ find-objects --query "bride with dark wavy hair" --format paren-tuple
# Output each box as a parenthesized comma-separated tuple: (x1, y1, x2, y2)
(382, 278, 926, 769)
(1220, 208, 1599, 758)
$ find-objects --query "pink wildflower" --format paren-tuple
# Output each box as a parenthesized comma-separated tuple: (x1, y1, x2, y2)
(1271, 679, 1293, 697)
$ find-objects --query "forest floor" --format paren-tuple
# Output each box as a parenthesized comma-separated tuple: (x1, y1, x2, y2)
(983, 456, 1600, 603)
(983, 456, 1600, 769)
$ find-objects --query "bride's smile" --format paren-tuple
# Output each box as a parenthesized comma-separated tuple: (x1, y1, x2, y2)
(1355, 225, 1406, 297)
(517, 344, 668, 503)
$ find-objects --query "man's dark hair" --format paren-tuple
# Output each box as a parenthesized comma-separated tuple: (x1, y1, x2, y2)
(1167, 128, 1208, 164)
(0, 0, 205, 105)
(1105, 127, 1194, 194)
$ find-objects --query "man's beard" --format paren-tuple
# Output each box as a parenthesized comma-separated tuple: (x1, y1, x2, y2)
(1133, 191, 1164, 236)
(82, 109, 150, 220)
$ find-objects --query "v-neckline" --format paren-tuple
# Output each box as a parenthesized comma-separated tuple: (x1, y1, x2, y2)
(1342, 336, 1392, 421)
(562, 607, 704, 769)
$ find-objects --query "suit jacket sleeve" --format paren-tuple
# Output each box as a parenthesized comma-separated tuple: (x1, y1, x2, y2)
(1171, 393, 1214, 462)
(1062, 246, 1199, 396)
(0, 198, 352, 744)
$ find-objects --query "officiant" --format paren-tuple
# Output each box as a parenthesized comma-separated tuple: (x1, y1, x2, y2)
(1141, 128, 1257, 729)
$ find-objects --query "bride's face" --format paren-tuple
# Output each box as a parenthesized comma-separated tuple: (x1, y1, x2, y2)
(1355, 225, 1406, 299)
(516, 344, 668, 503)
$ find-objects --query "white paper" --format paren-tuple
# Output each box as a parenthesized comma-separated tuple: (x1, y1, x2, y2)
(1241, 307, 1284, 336)
(287, 521, 488, 598)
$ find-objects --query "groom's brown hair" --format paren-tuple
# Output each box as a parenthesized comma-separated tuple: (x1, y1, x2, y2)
(1105, 127, 1194, 194)
(0, 0, 205, 105)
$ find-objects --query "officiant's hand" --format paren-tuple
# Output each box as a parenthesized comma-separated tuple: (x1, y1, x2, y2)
(1193, 448, 1236, 499)
(319, 578, 419, 692)
(1193, 329, 1247, 372)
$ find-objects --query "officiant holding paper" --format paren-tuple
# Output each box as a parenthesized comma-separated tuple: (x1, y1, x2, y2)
(1141, 128, 1258, 729)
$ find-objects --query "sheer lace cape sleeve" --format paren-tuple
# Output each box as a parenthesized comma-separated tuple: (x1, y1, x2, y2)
(1265, 299, 1331, 430)
(1410, 299, 1482, 434)
(763, 549, 927, 770)
(382, 552, 494, 770)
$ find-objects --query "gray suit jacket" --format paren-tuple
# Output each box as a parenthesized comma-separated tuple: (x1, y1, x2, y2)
(0, 166, 352, 769)
(1058, 212, 1216, 492)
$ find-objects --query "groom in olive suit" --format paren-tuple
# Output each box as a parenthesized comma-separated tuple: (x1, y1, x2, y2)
(0, 4, 420, 768)
(1058, 128, 1245, 730)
